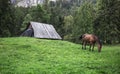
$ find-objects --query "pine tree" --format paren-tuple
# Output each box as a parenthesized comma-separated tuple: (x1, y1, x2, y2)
(63, 15, 74, 40)
(94, 0, 120, 44)
(72, 1, 95, 42)
(21, 14, 33, 31)
(0, 0, 15, 37)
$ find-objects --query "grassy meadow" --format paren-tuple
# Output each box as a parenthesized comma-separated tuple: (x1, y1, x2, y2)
(0, 37, 120, 74)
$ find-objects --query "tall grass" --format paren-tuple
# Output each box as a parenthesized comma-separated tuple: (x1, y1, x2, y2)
(0, 37, 120, 74)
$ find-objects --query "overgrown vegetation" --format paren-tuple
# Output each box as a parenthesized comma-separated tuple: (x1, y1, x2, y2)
(0, 37, 120, 74)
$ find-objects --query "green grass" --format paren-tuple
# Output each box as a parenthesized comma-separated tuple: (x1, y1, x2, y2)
(0, 37, 120, 74)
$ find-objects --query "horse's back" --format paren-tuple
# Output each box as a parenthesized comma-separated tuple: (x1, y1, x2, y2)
(82, 34, 97, 42)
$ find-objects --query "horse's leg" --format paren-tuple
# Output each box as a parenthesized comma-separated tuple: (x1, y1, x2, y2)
(89, 43, 92, 51)
(82, 41, 86, 50)
(92, 43, 95, 51)
(82, 41, 84, 49)
(84, 41, 86, 50)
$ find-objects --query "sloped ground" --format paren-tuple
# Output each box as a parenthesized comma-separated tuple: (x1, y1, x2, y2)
(0, 37, 120, 74)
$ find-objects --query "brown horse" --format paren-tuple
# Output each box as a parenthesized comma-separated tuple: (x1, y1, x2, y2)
(79, 34, 102, 52)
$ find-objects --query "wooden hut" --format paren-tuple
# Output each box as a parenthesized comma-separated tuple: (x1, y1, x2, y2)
(21, 21, 62, 40)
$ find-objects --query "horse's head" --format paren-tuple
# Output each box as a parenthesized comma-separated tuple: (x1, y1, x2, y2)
(79, 35, 83, 40)
(98, 40, 102, 52)
(79, 34, 86, 40)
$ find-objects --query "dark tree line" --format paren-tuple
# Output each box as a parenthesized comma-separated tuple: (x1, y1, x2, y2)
(0, 0, 15, 36)
(93, 0, 120, 44)
(0, 0, 120, 44)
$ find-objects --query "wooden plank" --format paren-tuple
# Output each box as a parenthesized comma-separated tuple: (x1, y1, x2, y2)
(45, 24, 56, 39)
(50, 25, 62, 39)
(46, 24, 62, 39)
(43, 24, 52, 38)
(31, 22, 45, 38)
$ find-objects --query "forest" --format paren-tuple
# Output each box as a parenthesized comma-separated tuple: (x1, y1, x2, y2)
(0, 0, 120, 44)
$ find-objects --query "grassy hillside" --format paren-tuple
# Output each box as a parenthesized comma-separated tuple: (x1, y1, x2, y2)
(0, 37, 120, 74)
